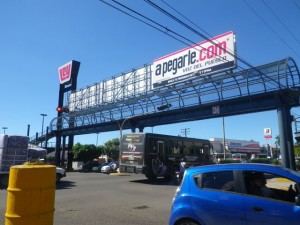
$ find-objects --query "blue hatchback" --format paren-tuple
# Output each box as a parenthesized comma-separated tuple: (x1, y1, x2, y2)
(169, 163, 300, 225)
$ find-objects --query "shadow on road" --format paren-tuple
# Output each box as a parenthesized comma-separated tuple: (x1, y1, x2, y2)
(56, 180, 76, 190)
(130, 177, 179, 186)
(0, 180, 77, 190)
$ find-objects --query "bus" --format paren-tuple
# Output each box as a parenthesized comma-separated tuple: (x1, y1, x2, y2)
(119, 133, 212, 180)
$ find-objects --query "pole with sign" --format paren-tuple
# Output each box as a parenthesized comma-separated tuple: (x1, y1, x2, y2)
(264, 128, 272, 157)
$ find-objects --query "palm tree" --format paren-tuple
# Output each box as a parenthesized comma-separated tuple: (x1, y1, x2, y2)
(274, 135, 280, 158)
(275, 135, 280, 147)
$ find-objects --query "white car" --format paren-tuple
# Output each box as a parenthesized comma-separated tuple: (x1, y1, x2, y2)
(56, 167, 66, 183)
(101, 161, 118, 174)
(101, 165, 111, 173)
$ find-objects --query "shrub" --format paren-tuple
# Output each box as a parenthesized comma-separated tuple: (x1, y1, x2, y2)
(219, 159, 241, 164)
(249, 158, 271, 164)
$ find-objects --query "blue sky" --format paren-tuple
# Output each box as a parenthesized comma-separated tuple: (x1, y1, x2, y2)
(0, 0, 300, 147)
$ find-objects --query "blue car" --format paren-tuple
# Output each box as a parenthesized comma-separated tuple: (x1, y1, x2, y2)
(169, 163, 300, 225)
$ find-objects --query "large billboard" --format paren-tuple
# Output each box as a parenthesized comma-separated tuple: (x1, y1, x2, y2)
(66, 32, 236, 112)
(68, 66, 151, 112)
(152, 31, 236, 88)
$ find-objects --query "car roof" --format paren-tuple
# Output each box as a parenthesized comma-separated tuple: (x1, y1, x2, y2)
(185, 163, 300, 180)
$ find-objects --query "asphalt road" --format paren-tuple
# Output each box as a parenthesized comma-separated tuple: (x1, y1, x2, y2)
(0, 172, 178, 225)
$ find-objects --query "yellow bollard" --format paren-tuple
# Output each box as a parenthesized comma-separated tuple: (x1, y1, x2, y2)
(5, 164, 56, 225)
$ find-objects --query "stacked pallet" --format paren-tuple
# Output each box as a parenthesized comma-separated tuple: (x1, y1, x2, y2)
(0, 135, 29, 172)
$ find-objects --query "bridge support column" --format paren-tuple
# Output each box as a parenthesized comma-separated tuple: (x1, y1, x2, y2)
(61, 136, 66, 166)
(67, 135, 74, 171)
(55, 133, 61, 166)
(277, 106, 296, 170)
(45, 127, 49, 149)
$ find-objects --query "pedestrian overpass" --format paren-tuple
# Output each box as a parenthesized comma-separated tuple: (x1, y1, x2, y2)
(32, 57, 300, 169)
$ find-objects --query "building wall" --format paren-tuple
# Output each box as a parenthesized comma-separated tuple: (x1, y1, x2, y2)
(209, 137, 261, 154)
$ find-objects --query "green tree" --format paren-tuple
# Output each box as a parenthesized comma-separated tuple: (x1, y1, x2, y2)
(275, 135, 280, 147)
(103, 138, 120, 160)
(72, 143, 101, 163)
(294, 145, 300, 156)
(275, 134, 300, 156)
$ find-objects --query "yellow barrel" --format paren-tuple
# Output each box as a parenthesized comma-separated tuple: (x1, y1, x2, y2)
(5, 164, 56, 225)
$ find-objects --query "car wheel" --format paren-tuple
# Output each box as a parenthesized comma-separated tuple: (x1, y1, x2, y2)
(176, 219, 199, 225)
(56, 173, 62, 183)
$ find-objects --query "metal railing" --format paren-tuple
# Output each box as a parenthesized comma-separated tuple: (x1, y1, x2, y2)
(49, 58, 300, 132)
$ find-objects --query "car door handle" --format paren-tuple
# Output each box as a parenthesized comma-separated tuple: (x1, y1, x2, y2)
(252, 206, 263, 212)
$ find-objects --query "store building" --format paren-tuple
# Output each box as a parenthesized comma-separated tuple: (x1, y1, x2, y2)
(210, 137, 261, 155)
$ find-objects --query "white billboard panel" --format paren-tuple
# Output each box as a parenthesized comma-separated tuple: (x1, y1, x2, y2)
(67, 66, 151, 112)
(152, 31, 236, 88)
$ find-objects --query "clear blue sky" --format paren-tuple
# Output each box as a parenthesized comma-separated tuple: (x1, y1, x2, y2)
(0, 0, 300, 147)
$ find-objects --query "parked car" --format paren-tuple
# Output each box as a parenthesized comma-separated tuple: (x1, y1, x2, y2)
(92, 162, 110, 172)
(101, 161, 119, 174)
(81, 160, 99, 172)
(56, 167, 66, 183)
(30, 158, 66, 183)
(169, 163, 300, 225)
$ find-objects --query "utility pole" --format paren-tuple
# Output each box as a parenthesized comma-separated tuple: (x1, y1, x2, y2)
(2, 127, 8, 134)
(180, 128, 190, 137)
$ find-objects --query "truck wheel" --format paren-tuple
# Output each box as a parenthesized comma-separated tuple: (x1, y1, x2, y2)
(145, 167, 157, 180)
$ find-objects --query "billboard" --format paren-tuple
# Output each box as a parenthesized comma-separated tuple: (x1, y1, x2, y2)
(65, 32, 236, 112)
(152, 31, 236, 88)
(68, 66, 151, 112)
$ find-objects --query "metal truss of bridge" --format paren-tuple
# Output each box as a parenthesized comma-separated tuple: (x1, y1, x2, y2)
(47, 57, 300, 138)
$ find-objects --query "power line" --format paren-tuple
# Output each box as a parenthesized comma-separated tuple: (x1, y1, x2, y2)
(100, 0, 257, 71)
(143, 0, 282, 87)
(293, 0, 300, 10)
(98, 0, 194, 48)
(160, 0, 212, 39)
(99, 0, 282, 88)
(144, 0, 267, 71)
(100, 0, 233, 66)
(262, 0, 300, 46)
(243, 0, 300, 58)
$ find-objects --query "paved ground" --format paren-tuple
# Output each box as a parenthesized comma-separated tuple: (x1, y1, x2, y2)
(0, 172, 178, 225)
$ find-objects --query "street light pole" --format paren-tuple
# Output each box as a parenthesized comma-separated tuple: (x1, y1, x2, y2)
(2, 127, 7, 134)
(119, 117, 132, 152)
(96, 132, 99, 146)
(222, 117, 226, 160)
(117, 110, 157, 167)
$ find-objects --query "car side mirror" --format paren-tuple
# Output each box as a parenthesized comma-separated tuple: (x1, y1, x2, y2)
(295, 194, 300, 206)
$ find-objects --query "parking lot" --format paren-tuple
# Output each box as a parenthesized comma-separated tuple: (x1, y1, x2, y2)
(0, 172, 178, 225)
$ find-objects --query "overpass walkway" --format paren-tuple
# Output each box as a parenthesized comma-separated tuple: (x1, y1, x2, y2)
(46, 57, 300, 136)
